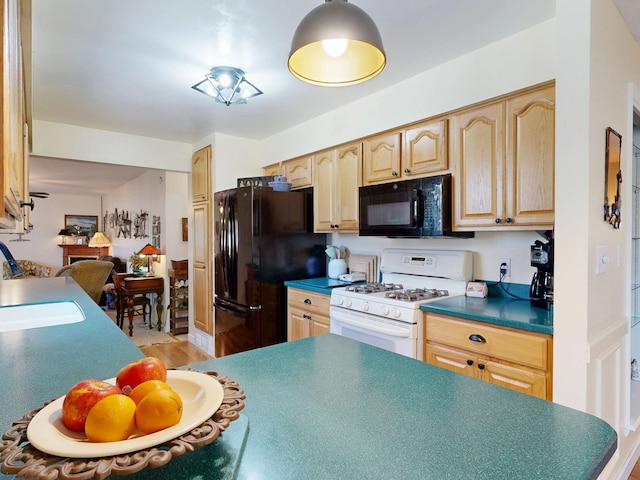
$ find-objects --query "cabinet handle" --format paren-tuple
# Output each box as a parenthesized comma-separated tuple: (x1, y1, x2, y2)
(466, 359, 474, 366)
(303, 314, 311, 320)
(495, 218, 501, 224)
(505, 217, 512, 223)
(392, 171, 398, 176)
(478, 363, 485, 370)
(404, 168, 410, 174)
(468, 334, 486, 343)
(304, 299, 312, 304)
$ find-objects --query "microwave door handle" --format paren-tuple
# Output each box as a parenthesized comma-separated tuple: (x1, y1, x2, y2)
(412, 190, 420, 227)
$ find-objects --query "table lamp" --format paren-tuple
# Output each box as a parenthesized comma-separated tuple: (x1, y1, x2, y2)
(88, 231, 111, 248)
(137, 243, 160, 275)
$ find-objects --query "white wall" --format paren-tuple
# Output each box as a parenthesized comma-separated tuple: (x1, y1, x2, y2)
(0, 193, 101, 274)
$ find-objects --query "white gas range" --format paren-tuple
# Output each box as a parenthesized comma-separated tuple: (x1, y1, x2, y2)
(330, 248, 474, 359)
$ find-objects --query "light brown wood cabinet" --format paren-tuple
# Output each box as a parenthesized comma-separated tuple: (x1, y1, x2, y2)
(0, 0, 30, 229)
(192, 145, 213, 335)
(191, 145, 211, 203)
(363, 119, 447, 186)
(424, 312, 552, 400)
(287, 287, 330, 341)
(452, 84, 555, 230)
(263, 156, 313, 189)
(313, 142, 361, 232)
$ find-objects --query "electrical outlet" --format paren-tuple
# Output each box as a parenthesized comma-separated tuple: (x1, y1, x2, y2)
(499, 258, 511, 279)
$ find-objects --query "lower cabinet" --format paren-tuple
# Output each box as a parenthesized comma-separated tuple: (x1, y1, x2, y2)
(287, 287, 330, 341)
(424, 312, 552, 400)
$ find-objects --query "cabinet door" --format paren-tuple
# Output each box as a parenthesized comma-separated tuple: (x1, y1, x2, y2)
(310, 316, 330, 336)
(335, 142, 361, 232)
(313, 149, 336, 232)
(479, 359, 547, 400)
(403, 119, 447, 177)
(287, 156, 313, 189)
(506, 87, 555, 226)
(287, 307, 311, 341)
(363, 132, 401, 185)
(263, 163, 281, 177)
(192, 202, 212, 334)
(425, 343, 477, 378)
(192, 145, 211, 203)
(452, 103, 505, 229)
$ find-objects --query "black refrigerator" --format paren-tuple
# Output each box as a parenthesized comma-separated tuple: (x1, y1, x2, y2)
(214, 186, 326, 357)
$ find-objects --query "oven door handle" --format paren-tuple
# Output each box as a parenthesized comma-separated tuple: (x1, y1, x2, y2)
(331, 308, 412, 338)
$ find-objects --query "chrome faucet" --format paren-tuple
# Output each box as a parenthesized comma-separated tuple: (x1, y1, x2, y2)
(0, 242, 24, 278)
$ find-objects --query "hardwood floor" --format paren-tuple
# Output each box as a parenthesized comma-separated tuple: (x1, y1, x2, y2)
(139, 339, 212, 369)
(630, 459, 640, 480)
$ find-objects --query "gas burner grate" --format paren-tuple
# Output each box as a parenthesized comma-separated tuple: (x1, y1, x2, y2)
(345, 282, 403, 294)
(384, 288, 450, 302)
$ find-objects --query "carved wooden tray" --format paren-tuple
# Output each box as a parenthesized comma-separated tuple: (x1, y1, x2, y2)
(0, 370, 245, 480)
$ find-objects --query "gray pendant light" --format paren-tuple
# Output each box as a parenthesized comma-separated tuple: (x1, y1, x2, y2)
(288, 0, 385, 87)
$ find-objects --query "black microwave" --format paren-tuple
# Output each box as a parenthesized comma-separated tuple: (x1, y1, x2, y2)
(359, 174, 473, 238)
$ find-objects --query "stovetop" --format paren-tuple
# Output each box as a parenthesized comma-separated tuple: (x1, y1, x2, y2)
(344, 283, 450, 302)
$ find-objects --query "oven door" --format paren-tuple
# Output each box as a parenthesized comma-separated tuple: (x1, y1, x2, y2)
(329, 306, 418, 359)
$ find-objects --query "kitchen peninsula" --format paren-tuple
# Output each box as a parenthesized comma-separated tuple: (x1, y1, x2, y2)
(0, 279, 616, 479)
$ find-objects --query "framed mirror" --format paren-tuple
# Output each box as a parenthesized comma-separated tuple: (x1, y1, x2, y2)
(604, 127, 622, 228)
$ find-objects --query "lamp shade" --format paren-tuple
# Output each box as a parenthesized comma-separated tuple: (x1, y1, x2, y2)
(137, 243, 160, 256)
(88, 231, 111, 247)
(288, 0, 385, 87)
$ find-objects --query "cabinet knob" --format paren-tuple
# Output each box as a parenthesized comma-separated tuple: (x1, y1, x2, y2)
(392, 171, 398, 176)
(466, 359, 474, 366)
(304, 299, 312, 305)
(505, 217, 512, 223)
(478, 363, 485, 370)
(495, 218, 501, 224)
(468, 334, 487, 343)
(404, 168, 410, 174)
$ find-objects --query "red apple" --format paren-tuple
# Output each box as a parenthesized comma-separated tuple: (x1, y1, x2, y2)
(61, 379, 122, 432)
(116, 357, 167, 395)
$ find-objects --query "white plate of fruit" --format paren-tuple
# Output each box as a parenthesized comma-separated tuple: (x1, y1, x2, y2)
(27, 357, 223, 458)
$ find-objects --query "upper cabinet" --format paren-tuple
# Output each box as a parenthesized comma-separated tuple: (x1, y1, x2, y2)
(362, 132, 401, 185)
(191, 145, 211, 203)
(0, 0, 31, 229)
(263, 155, 313, 190)
(452, 84, 555, 230)
(313, 142, 361, 232)
(363, 119, 447, 186)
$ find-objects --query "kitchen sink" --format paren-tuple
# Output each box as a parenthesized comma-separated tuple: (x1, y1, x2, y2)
(0, 301, 85, 332)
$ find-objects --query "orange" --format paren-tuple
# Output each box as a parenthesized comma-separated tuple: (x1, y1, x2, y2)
(135, 389, 183, 434)
(128, 380, 173, 405)
(85, 394, 137, 442)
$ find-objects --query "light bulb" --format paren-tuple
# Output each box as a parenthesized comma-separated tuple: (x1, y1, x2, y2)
(322, 38, 348, 57)
(217, 72, 232, 87)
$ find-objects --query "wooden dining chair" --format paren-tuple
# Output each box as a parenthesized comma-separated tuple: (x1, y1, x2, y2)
(111, 272, 151, 330)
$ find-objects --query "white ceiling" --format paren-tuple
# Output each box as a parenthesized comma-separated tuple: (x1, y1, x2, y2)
(26, 1, 640, 196)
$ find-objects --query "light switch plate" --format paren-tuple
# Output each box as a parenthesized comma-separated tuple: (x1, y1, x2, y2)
(596, 245, 608, 275)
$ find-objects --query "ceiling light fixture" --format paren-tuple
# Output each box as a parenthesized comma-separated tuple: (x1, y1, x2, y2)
(192, 66, 263, 106)
(288, 0, 386, 87)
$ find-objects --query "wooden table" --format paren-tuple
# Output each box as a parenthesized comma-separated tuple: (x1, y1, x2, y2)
(122, 275, 164, 336)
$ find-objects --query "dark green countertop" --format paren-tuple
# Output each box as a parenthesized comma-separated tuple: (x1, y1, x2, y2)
(0, 279, 612, 480)
(190, 334, 614, 479)
(285, 277, 359, 294)
(421, 295, 554, 335)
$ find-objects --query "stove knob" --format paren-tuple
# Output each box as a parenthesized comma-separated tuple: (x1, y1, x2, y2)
(337, 297, 343, 306)
(363, 302, 369, 312)
(346, 299, 352, 307)
(393, 308, 401, 318)
(382, 306, 389, 316)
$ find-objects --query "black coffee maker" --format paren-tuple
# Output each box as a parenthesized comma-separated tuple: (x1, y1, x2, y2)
(530, 230, 554, 310)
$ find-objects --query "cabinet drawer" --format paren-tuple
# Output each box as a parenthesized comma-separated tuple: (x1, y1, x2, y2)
(288, 288, 330, 317)
(425, 313, 550, 370)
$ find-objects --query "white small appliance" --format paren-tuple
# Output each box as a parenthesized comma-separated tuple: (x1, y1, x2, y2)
(330, 248, 473, 359)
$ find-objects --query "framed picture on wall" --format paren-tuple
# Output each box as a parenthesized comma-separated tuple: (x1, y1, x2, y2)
(65, 214, 98, 236)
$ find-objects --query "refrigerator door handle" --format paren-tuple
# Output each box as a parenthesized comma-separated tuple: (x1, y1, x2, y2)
(216, 297, 262, 312)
